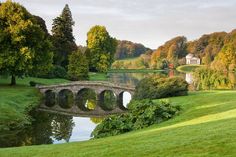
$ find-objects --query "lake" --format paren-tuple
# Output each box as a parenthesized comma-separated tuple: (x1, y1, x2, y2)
(1, 70, 235, 148)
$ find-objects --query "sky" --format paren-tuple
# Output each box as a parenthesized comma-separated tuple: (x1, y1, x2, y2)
(5, 0, 236, 49)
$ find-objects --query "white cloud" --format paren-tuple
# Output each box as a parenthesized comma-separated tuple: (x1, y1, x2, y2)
(7, 0, 236, 48)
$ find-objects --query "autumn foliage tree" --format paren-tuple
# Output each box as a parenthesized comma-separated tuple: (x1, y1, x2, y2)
(151, 36, 187, 69)
(0, 1, 53, 85)
(115, 40, 150, 59)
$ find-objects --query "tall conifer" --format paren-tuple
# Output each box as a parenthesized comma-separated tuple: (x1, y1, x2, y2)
(51, 4, 77, 68)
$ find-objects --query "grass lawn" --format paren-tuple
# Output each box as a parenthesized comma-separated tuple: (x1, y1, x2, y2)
(1, 90, 236, 157)
(0, 77, 70, 86)
(177, 65, 204, 73)
(88, 72, 108, 81)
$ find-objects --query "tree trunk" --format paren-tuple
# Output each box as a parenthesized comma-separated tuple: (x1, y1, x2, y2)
(11, 75, 16, 86)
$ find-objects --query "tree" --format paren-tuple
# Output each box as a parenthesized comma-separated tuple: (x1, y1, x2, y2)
(214, 43, 236, 70)
(202, 51, 211, 65)
(0, 1, 53, 85)
(187, 32, 226, 61)
(33, 15, 49, 35)
(151, 36, 187, 69)
(51, 4, 77, 68)
(86, 25, 117, 72)
(68, 50, 89, 81)
(115, 40, 151, 59)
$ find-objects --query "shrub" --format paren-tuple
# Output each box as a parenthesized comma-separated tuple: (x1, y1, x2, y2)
(133, 76, 188, 100)
(193, 67, 233, 90)
(29, 81, 43, 87)
(91, 99, 181, 138)
(37, 65, 67, 79)
(29, 81, 37, 87)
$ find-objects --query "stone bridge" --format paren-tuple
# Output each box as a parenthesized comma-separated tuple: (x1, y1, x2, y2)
(37, 81, 135, 117)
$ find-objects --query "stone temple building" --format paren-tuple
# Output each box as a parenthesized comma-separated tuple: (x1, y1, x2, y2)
(186, 54, 201, 65)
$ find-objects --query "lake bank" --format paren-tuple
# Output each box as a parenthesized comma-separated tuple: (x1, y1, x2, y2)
(176, 65, 203, 73)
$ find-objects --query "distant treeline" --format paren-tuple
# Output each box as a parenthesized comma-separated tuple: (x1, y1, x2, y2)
(151, 30, 236, 71)
(115, 40, 151, 59)
(113, 29, 236, 71)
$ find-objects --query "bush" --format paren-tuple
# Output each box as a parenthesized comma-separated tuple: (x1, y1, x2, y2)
(29, 81, 43, 87)
(133, 76, 188, 100)
(91, 99, 181, 138)
(29, 81, 37, 87)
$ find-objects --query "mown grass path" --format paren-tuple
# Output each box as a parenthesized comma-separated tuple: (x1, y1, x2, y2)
(1, 90, 236, 157)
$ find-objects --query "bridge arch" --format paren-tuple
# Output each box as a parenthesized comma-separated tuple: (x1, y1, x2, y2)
(99, 90, 117, 111)
(118, 91, 132, 109)
(58, 89, 74, 109)
(44, 90, 56, 107)
(76, 88, 97, 111)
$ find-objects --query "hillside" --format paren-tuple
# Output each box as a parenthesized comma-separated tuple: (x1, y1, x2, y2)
(1, 90, 236, 157)
(151, 29, 236, 70)
(112, 55, 151, 69)
(115, 40, 151, 59)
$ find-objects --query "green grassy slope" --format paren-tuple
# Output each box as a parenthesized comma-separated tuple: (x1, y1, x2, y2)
(0, 77, 70, 133)
(111, 57, 149, 69)
(1, 90, 236, 157)
(0, 77, 70, 86)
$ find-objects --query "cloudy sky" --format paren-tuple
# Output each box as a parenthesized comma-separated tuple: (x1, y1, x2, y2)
(7, 0, 236, 49)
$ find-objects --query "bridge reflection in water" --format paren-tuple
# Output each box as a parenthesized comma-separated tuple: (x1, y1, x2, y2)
(37, 81, 135, 117)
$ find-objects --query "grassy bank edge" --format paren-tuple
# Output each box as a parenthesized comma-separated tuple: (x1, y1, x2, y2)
(176, 65, 204, 73)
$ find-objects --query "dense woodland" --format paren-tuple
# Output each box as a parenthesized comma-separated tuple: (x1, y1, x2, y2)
(113, 30, 236, 71)
(151, 30, 236, 70)
(115, 40, 151, 59)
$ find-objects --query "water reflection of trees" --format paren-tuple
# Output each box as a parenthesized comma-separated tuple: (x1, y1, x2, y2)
(76, 89, 96, 111)
(90, 117, 104, 124)
(108, 71, 168, 87)
(100, 90, 116, 111)
(0, 111, 75, 147)
(51, 114, 74, 142)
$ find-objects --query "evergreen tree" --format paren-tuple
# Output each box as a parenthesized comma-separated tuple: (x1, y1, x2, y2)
(86, 25, 117, 72)
(68, 50, 89, 81)
(51, 4, 77, 68)
(0, 1, 53, 85)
